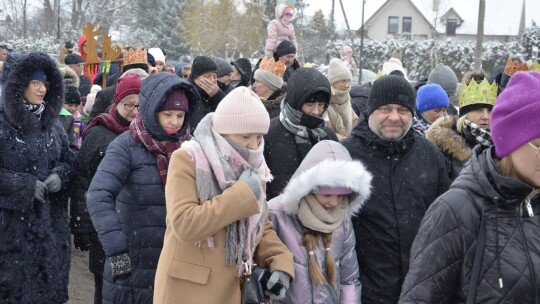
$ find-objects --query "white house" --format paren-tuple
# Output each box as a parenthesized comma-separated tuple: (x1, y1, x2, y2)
(360, 0, 526, 42)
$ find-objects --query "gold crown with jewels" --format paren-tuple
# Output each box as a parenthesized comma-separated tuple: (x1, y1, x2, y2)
(122, 48, 147, 66)
(259, 57, 286, 78)
(459, 78, 497, 108)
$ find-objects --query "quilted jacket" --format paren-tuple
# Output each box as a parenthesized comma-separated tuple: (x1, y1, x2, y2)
(400, 146, 540, 303)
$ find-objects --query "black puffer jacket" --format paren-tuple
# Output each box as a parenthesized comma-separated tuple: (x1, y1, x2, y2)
(400, 146, 540, 303)
(341, 115, 450, 304)
(349, 83, 371, 117)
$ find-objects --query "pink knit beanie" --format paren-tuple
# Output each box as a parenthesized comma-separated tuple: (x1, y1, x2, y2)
(212, 87, 270, 134)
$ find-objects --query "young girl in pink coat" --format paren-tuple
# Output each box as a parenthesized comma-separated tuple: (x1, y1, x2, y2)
(265, 4, 298, 57)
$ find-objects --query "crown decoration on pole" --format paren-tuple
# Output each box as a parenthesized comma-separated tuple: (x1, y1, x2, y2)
(529, 61, 540, 72)
(81, 21, 123, 88)
(259, 57, 286, 78)
(459, 78, 497, 109)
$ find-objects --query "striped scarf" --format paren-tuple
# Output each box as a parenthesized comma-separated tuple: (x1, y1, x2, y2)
(129, 113, 188, 186)
(181, 113, 272, 275)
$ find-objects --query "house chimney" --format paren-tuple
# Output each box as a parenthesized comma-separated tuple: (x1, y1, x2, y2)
(433, 0, 440, 11)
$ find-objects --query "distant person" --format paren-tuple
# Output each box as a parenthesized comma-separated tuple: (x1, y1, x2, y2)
(265, 4, 297, 57)
(340, 45, 358, 77)
(230, 57, 252, 88)
(0, 44, 8, 62)
(382, 48, 408, 80)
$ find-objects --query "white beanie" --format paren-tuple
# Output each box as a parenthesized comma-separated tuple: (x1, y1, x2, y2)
(83, 85, 102, 116)
(327, 58, 352, 84)
(148, 48, 165, 64)
(212, 87, 270, 135)
(254, 69, 283, 91)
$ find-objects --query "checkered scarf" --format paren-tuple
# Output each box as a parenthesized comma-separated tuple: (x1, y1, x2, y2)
(462, 119, 493, 148)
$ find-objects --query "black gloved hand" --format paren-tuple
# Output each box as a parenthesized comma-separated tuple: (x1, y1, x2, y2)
(44, 173, 62, 193)
(265, 271, 290, 301)
(73, 233, 90, 251)
(34, 180, 48, 203)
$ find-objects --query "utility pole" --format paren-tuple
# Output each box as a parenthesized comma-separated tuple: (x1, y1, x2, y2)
(358, 0, 366, 84)
(474, 0, 485, 69)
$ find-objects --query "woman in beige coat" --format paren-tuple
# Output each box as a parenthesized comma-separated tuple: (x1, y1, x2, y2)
(154, 87, 294, 304)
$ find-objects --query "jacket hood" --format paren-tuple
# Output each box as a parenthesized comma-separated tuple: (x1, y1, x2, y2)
(453, 145, 534, 207)
(285, 68, 331, 110)
(426, 115, 472, 162)
(59, 65, 80, 88)
(349, 83, 371, 98)
(273, 140, 372, 217)
(139, 73, 200, 141)
(77, 35, 87, 58)
(0, 52, 64, 133)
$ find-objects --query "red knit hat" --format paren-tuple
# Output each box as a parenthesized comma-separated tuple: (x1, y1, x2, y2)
(159, 89, 189, 112)
(114, 74, 142, 104)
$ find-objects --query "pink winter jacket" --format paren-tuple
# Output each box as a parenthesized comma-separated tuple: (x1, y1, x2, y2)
(265, 20, 297, 56)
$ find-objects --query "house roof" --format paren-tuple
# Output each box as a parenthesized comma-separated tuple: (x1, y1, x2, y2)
(362, 0, 525, 37)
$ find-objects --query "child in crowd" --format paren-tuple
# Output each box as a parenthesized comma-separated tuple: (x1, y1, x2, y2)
(265, 3, 298, 57)
(268, 140, 372, 303)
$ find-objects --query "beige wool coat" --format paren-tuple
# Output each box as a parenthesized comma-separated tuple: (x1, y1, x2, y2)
(154, 150, 295, 304)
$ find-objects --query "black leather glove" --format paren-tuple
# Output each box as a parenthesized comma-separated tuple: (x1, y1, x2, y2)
(34, 180, 48, 203)
(73, 233, 90, 251)
(44, 173, 62, 193)
(238, 169, 262, 200)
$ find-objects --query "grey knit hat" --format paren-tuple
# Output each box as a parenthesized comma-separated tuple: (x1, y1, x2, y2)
(214, 57, 233, 78)
(427, 63, 458, 97)
(254, 69, 283, 91)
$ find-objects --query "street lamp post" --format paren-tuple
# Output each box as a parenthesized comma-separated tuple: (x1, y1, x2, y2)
(358, 0, 366, 84)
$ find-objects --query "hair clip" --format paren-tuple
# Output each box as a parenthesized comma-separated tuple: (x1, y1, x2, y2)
(325, 247, 331, 251)
(308, 251, 315, 256)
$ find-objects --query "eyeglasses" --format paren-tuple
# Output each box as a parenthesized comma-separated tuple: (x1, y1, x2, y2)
(121, 102, 140, 111)
(30, 80, 49, 90)
(528, 142, 540, 161)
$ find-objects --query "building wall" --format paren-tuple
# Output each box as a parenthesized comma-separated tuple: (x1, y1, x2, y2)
(365, 0, 434, 40)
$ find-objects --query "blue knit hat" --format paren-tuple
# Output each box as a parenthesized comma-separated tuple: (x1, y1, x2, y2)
(416, 83, 449, 113)
(32, 70, 47, 82)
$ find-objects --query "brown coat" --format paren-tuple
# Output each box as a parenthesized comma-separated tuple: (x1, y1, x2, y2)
(154, 149, 295, 304)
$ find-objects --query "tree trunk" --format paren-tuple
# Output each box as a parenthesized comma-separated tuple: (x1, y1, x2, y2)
(43, 0, 55, 34)
(474, 0, 485, 69)
(330, 0, 335, 42)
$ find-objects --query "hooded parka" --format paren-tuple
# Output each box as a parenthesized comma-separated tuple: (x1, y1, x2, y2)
(0, 52, 76, 304)
(400, 146, 540, 303)
(86, 73, 198, 304)
(269, 140, 372, 303)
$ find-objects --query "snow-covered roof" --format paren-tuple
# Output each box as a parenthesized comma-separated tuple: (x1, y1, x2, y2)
(363, 0, 525, 37)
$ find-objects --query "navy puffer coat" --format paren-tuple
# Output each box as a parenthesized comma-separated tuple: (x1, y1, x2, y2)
(0, 52, 76, 304)
(87, 73, 198, 304)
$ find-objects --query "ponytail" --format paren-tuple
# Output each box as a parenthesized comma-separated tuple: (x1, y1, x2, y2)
(302, 228, 337, 286)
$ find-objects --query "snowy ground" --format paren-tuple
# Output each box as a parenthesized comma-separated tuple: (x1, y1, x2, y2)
(67, 241, 94, 304)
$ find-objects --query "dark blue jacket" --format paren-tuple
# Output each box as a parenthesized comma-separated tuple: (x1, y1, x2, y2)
(0, 52, 76, 304)
(87, 73, 198, 304)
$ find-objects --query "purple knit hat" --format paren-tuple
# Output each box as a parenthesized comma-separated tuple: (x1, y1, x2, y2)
(491, 71, 540, 158)
(314, 186, 352, 195)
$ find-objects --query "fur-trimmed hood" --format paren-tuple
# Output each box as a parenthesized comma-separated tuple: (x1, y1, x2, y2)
(269, 140, 372, 217)
(426, 115, 472, 161)
(59, 65, 80, 88)
(0, 52, 64, 133)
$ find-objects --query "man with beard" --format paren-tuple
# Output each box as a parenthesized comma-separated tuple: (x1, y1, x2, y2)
(341, 74, 450, 304)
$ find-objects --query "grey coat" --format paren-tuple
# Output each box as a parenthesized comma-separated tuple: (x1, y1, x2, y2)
(268, 140, 372, 303)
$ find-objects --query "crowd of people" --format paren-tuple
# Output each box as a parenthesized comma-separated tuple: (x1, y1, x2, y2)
(1, 3, 540, 304)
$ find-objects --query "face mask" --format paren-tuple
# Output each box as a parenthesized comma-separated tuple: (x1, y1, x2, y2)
(164, 127, 180, 134)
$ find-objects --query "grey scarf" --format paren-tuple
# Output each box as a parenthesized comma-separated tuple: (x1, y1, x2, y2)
(298, 194, 348, 233)
(279, 101, 329, 144)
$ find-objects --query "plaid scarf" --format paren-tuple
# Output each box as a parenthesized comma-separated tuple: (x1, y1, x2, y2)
(181, 113, 272, 275)
(129, 113, 188, 186)
(83, 104, 129, 138)
(462, 119, 493, 148)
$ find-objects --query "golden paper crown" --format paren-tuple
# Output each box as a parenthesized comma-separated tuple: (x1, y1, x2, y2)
(459, 78, 497, 109)
(529, 61, 540, 72)
(375, 69, 385, 80)
(259, 57, 286, 78)
(504, 56, 528, 76)
(123, 48, 147, 66)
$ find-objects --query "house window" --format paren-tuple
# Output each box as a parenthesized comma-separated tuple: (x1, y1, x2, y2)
(388, 16, 399, 34)
(403, 17, 412, 33)
(447, 19, 457, 36)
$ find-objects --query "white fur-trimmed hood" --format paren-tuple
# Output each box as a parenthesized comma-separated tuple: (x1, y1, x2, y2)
(271, 157, 372, 218)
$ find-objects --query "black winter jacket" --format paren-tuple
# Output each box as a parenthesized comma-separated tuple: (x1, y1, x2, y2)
(189, 80, 225, 132)
(264, 68, 338, 199)
(400, 146, 540, 303)
(88, 84, 116, 122)
(341, 115, 450, 304)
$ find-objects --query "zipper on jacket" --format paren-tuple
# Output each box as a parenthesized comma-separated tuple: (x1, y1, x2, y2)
(517, 217, 537, 302)
(521, 197, 535, 217)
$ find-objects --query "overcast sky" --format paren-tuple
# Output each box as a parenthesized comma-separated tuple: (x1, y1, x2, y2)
(305, 0, 540, 31)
